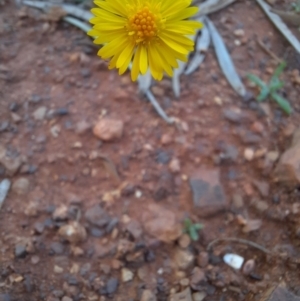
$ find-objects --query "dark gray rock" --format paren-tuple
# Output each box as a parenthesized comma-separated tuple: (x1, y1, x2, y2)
(20, 164, 38, 174)
(49, 242, 65, 255)
(106, 278, 119, 295)
(80, 68, 91, 78)
(189, 168, 227, 217)
(52, 290, 64, 298)
(15, 243, 27, 258)
(24, 274, 33, 293)
(0, 294, 11, 301)
(239, 131, 261, 144)
(105, 217, 118, 233)
(155, 150, 171, 165)
(85, 205, 111, 228)
(0, 121, 9, 132)
(54, 108, 69, 116)
(223, 109, 243, 123)
(126, 220, 143, 240)
(153, 171, 173, 201)
(34, 222, 45, 234)
(29, 94, 42, 103)
(9, 102, 19, 112)
(80, 263, 91, 276)
(90, 227, 105, 238)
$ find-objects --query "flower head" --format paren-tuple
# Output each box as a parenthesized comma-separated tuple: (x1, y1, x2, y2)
(88, 0, 203, 81)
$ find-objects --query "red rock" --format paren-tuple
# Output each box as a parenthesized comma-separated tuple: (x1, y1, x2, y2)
(251, 121, 264, 134)
(190, 267, 205, 288)
(197, 252, 209, 268)
(93, 118, 124, 141)
(275, 127, 300, 187)
(242, 259, 255, 275)
(141, 203, 182, 244)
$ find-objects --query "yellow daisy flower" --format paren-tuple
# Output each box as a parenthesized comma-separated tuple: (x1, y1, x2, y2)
(88, 0, 203, 81)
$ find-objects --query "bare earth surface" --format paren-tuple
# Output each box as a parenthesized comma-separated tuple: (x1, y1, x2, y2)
(1, 1, 300, 301)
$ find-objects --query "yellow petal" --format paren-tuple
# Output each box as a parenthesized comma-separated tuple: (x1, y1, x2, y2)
(119, 49, 133, 74)
(94, 0, 126, 17)
(131, 45, 142, 81)
(162, 0, 191, 18)
(153, 43, 173, 77)
(155, 41, 178, 68)
(148, 44, 164, 80)
(159, 33, 190, 54)
(94, 23, 125, 31)
(93, 29, 125, 44)
(161, 31, 194, 46)
(108, 54, 119, 69)
(160, 40, 188, 62)
(116, 42, 135, 68)
(168, 7, 199, 21)
(87, 29, 100, 36)
(90, 16, 125, 24)
(139, 45, 148, 75)
(98, 35, 128, 58)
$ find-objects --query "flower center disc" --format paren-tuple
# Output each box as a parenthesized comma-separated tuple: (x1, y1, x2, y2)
(128, 7, 159, 44)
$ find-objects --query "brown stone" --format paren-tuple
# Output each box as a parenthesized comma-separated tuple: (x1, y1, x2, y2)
(170, 288, 193, 301)
(58, 221, 87, 244)
(178, 234, 191, 249)
(252, 180, 269, 197)
(174, 249, 194, 270)
(275, 127, 300, 187)
(197, 252, 209, 268)
(93, 118, 124, 141)
(12, 178, 30, 195)
(142, 203, 182, 244)
(140, 289, 157, 301)
(190, 267, 205, 288)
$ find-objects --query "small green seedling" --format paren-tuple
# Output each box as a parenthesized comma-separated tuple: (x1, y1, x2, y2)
(247, 61, 292, 115)
(292, 1, 300, 13)
(184, 218, 203, 241)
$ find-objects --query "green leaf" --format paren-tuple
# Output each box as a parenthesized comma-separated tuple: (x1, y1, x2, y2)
(184, 218, 192, 230)
(247, 74, 267, 89)
(189, 227, 199, 241)
(257, 86, 270, 101)
(271, 92, 292, 115)
(269, 79, 284, 92)
(183, 219, 203, 241)
(194, 224, 204, 230)
(272, 61, 286, 79)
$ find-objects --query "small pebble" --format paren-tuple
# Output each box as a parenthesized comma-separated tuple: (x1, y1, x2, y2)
(54, 265, 64, 274)
(234, 29, 245, 37)
(178, 234, 191, 249)
(121, 268, 134, 282)
(242, 259, 255, 275)
(244, 148, 254, 161)
(223, 253, 244, 270)
(106, 278, 119, 294)
(31, 255, 40, 265)
(180, 278, 189, 287)
(214, 96, 222, 105)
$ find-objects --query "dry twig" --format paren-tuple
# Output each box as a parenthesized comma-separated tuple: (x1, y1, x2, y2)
(256, 38, 283, 64)
(207, 237, 271, 254)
